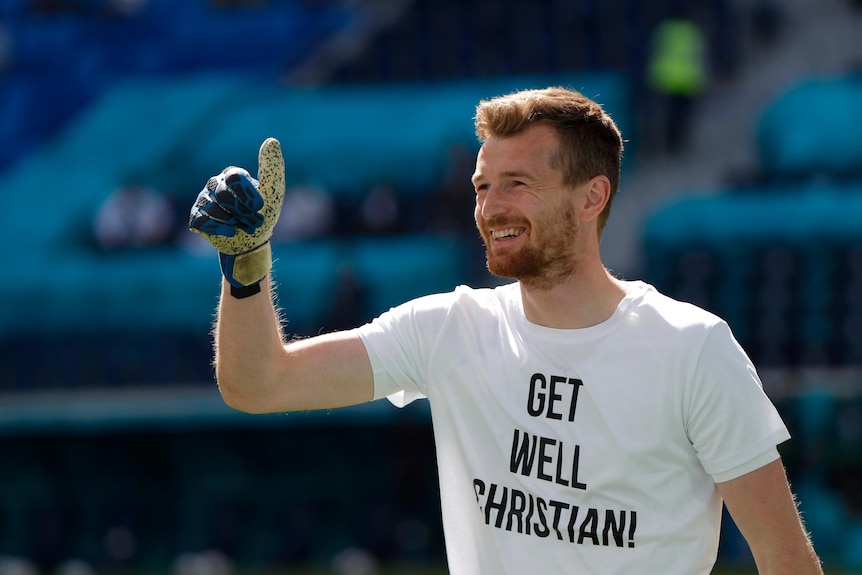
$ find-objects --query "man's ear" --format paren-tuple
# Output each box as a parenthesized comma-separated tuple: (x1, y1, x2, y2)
(579, 175, 612, 223)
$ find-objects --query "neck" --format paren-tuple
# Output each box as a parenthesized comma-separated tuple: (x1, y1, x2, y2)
(518, 260, 626, 329)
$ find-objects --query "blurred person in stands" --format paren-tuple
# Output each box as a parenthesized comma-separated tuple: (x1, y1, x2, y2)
(325, 262, 368, 331)
(94, 180, 176, 250)
(107, 0, 149, 17)
(271, 182, 335, 240)
(210, 0, 268, 8)
(647, 8, 707, 154)
(189, 87, 822, 574)
(359, 182, 402, 235)
(431, 141, 483, 236)
(29, 0, 77, 14)
(750, 1, 783, 47)
(0, 22, 13, 75)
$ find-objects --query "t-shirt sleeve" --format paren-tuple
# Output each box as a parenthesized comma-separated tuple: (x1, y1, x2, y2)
(684, 321, 791, 483)
(355, 294, 450, 407)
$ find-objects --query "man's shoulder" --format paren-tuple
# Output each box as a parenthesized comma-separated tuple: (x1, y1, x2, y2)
(630, 281, 724, 332)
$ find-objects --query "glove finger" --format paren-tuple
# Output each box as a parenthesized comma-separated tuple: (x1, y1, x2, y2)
(214, 185, 264, 232)
(224, 170, 262, 209)
(214, 169, 265, 232)
(195, 189, 236, 222)
(205, 174, 220, 193)
(189, 194, 239, 237)
(189, 184, 243, 233)
(203, 201, 236, 225)
(201, 171, 262, 229)
(189, 212, 238, 238)
(217, 168, 263, 214)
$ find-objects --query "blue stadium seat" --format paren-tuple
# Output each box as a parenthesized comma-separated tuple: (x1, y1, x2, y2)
(757, 72, 862, 181)
(349, 234, 469, 317)
(642, 182, 862, 366)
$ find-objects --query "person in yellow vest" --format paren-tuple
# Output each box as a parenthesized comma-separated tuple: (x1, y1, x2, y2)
(647, 13, 707, 154)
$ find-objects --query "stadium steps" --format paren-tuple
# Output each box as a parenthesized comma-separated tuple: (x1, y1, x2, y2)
(600, 0, 862, 277)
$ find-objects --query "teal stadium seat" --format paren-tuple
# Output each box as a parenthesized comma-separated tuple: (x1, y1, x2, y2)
(757, 72, 862, 181)
(643, 182, 862, 365)
(350, 234, 469, 317)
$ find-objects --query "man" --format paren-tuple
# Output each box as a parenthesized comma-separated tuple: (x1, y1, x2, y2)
(189, 87, 822, 574)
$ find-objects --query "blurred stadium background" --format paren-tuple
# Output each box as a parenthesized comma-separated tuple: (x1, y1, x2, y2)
(0, 0, 860, 573)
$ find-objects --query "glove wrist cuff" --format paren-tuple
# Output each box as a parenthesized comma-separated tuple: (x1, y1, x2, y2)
(229, 282, 263, 299)
(219, 242, 272, 289)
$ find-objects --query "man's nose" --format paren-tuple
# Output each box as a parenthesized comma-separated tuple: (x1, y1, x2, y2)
(478, 184, 507, 220)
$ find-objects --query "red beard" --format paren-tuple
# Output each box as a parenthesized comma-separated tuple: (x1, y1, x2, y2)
(478, 205, 580, 290)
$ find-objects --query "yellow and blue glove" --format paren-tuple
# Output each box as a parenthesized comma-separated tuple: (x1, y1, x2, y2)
(189, 137, 285, 298)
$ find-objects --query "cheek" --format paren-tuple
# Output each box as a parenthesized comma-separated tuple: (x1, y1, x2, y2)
(536, 202, 577, 238)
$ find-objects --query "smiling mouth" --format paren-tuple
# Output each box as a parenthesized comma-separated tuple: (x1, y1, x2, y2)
(490, 227, 525, 240)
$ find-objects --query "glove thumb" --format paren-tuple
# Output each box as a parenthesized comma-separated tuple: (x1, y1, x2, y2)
(256, 137, 286, 233)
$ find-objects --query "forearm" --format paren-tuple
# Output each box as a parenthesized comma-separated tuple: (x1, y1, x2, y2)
(753, 548, 822, 574)
(756, 557, 822, 574)
(750, 528, 822, 575)
(214, 275, 286, 413)
(719, 460, 823, 575)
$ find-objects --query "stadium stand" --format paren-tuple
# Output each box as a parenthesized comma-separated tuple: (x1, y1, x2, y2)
(643, 73, 862, 367)
(0, 411, 443, 570)
(0, 0, 357, 169)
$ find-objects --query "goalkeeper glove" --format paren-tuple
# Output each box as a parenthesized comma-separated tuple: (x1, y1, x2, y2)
(189, 137, 285, 298)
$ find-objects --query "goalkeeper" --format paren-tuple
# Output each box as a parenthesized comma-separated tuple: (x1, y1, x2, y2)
(189, 88, 822, 574)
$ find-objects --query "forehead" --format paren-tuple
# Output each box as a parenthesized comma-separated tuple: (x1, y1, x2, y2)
(473, 123, 560, 178)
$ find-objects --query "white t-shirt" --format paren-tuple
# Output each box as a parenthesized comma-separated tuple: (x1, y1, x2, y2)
(355, 280, 790, 575)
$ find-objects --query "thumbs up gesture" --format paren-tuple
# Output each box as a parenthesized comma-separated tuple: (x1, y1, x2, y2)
(189, 138, 285, 297)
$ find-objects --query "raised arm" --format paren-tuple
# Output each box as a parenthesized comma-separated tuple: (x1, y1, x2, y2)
(717, 459, 823, 575)
(214, 275, 374, 413)
(190, 138, 375, 414)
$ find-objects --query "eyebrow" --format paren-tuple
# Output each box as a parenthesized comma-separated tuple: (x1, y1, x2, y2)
(471, 170, 535, 184)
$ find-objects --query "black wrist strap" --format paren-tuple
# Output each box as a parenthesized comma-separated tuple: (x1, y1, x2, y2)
(230, 281, 262, 299)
